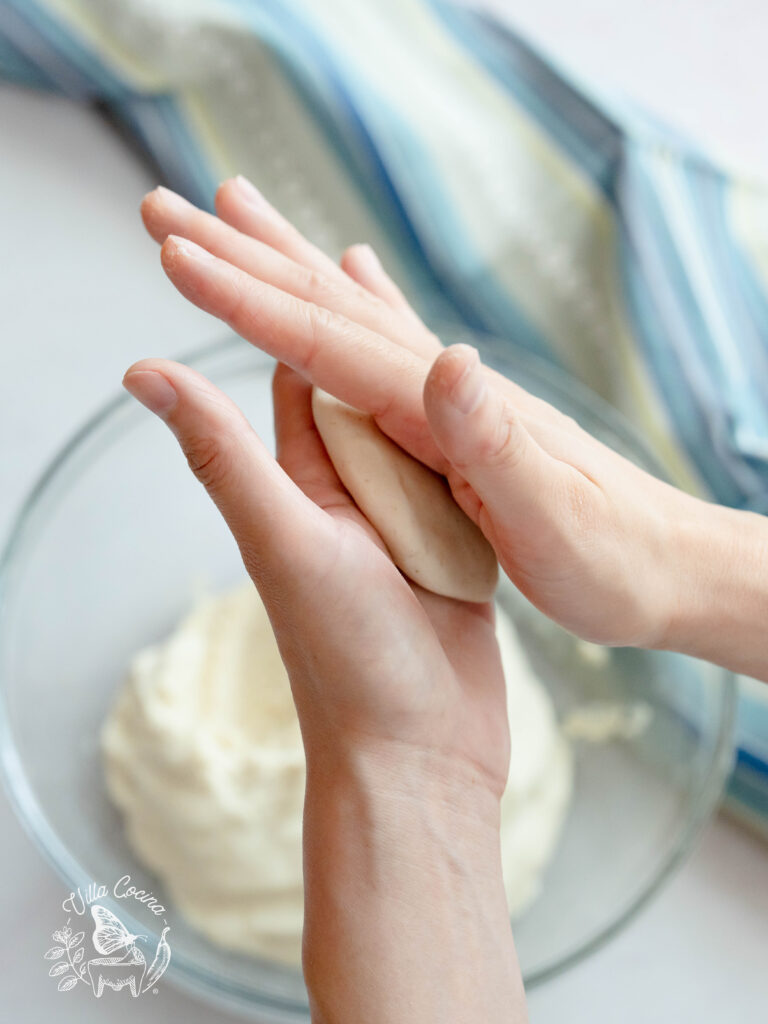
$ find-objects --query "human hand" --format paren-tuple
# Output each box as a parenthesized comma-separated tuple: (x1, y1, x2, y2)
(139, 177, 723, 655)
(123, 352, 524, 1024)
(122, 353, 509, 790)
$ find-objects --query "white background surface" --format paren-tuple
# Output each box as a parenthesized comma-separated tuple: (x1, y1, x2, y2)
(2, 3, 768, 1021)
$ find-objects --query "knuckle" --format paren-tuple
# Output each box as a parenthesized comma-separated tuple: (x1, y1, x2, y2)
(561, 472, 601, 543)
(182, 434, 232, 491)
(303, 267, 333, 301)
(475, 405, 527, 472)
(306, 299, 337, 338)
(301, 301, 338, 373)
(222, 278, 248, 328)
(552, 408, 583, 436)
(561, 413, 582, 433)
(305, 266, 377, 313)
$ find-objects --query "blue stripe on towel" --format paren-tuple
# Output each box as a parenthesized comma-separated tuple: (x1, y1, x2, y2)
(430, 1, 623, 197)
(1, 0, 127, 96)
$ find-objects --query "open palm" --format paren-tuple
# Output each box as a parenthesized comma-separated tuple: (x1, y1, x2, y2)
(125, 354, 510, 795)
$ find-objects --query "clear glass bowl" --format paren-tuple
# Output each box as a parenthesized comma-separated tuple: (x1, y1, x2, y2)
(0, 334, 735, 1020)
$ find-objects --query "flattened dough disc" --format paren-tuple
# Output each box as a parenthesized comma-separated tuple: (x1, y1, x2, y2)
(311, 389, 498, 603)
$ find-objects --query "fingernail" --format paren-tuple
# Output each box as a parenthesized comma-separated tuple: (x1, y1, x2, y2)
(233, 174, 270, 210)
(165, 235, 215, 263)
(353, 243, 382, 271)
(450, 348, 486, 415)
(155, 185, 190, 211)
(123, 370, 177, 419)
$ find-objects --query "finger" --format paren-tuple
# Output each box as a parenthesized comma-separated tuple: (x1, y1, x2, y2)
(197, 183, 591, 443)
(340, 242, 442, 356)
(141, 187, 437, 360)
(272, 363, 389, 548)
(423, 345, 594, 559)
(340, 243, 427, 320)
(215, 175, 345, 282)
(122, 358, 330, 586)
(272, 363, 350, 510)
(160, 235, 444, 470)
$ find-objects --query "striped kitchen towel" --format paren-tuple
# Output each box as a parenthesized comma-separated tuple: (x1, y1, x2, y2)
(1, 0, 767, 831)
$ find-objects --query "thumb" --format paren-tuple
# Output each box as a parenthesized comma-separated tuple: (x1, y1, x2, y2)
(123, 358, 325, 587)
(423, 345, 576, 540)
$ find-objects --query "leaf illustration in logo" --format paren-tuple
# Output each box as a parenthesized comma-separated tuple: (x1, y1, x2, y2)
(44, 947, 65, 960)
(72, 947, 84, 965)
(58, 976, 78, 993)
(90, 904, 143, 956)
(49, 963, 69, 977)
(69, 931, 84, 948)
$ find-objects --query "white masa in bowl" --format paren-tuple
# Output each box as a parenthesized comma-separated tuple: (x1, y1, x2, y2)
(102, 583, 572, 965)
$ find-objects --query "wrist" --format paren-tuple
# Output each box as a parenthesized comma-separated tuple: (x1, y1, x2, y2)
(301, 736, 508, 933)
(658, 497, 768, 680)
(303, 735, 504, 844)
(301, 737, 522, 1023)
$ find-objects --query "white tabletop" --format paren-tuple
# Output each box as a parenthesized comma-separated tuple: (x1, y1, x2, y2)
(2, 5, 768, 1019)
